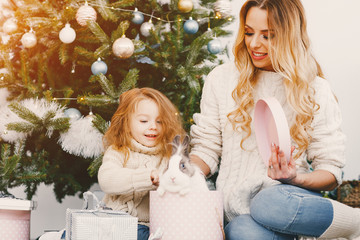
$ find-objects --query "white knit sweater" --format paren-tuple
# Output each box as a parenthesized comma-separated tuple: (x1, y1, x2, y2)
(98, 139, 168, 226)
(190, 62, 346, 222)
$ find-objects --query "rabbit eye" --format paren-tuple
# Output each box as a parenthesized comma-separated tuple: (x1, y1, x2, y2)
(180, 163, 185, 169)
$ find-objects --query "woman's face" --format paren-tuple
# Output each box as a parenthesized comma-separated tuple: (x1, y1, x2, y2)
(244, 7, 274, 71)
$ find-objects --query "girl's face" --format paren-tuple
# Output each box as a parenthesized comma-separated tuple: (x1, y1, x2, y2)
(130, 99, 162, 147)
(244, 7, 274, 71)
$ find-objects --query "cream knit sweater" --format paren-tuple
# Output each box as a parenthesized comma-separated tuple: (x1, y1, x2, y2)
(190, 62, 346, 222)
(98, 139, 168, 226)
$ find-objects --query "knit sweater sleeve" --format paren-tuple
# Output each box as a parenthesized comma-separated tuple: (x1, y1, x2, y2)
(306, 78, 346, 185)
(190, 65, 225, 175)
(98, 146, 154, 195)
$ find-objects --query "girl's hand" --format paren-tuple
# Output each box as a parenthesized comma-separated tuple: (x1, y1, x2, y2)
(268, 144, 297, 184)
(151, 170, 160, 186)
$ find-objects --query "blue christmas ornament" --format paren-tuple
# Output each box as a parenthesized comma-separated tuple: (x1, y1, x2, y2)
(64, 108, 82, 120)
(184, 17, 199, 34)
(91, 58, 108, 75)
(132, 8, 144, 25)
(207, 39, 223, 54)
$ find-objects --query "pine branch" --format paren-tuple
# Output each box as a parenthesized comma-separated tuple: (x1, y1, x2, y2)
(87, 21, 110, 44)
(48, 117, 70, 133)
(95, 73, 117, 97)
(78, 94, 118, 106)
(59, 44, 70, 65)
(20, 50, 31, 85)
(94, 43, 111, 58)
(6, 122, 36, 133)
(8, 102, 41, 125)
(91, 114, 109, 135)
(87, 154, 103, 177)
(74, 46, 96, 61)
(119, 68, 139, 95)
(96, 0, 119, 22)
(111, 20, 131, 42)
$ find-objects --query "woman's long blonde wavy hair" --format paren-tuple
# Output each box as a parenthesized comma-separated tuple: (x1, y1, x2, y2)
(103, 87, 185, 165)
(229, 0, 324, 159)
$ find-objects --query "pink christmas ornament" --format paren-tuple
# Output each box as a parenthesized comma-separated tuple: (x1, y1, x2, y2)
(76, 2, 97, 27)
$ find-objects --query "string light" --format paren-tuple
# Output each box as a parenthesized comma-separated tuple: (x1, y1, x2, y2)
(86, 3, 232, 23)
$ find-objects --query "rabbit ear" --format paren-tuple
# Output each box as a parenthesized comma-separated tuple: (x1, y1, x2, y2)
(182, 135, 190, 147)
(173, 135, 181, 145)
(171, 135, 181, 155)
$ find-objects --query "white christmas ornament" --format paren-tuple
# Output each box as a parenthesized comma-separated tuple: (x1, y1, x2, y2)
(2, 18, 18, 34)
(214, 0, 232, 18)
(157, 0, 171, 5)
(21, 31, 37, 48)
(140, 21, 155, 37)
(0, 98, 65, 143)
(112, 36, 135, 59)
(76, 2, 97, 27)
(58, 115, 105, 158)
(59, 23, 76, 44)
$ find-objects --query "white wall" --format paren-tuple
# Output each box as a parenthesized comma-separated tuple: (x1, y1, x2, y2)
(9, 1, 360, 239)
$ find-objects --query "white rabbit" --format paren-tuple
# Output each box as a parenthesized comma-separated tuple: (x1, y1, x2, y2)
(157, 135, 209, 196)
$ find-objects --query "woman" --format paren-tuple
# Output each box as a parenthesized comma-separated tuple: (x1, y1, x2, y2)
(190, 0, 360, 239)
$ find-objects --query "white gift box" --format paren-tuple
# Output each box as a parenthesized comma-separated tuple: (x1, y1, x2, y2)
(66, 191, 138, 240)
(0, 197, 36, 240)
(150, 191, 224, 240)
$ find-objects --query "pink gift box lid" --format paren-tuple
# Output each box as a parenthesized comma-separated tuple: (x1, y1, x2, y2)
(0, 198, 36, 211)
(254, 97, 291, 166)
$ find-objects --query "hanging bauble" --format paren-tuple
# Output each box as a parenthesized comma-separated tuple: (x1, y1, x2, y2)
(64, 108, 82, 120)
(140, 21, 155, 37)
(184, 17, 199, 34)
(214, 0, 232, 18)
(112, 36, 135, 59)
(132, 8, 144, 25)
(59, 23, 76, 44)
(91, 58, 108, 75)
(21, 31, 37, 48)
(76, 2, 97, 27)
(178, 0, 193, 13)
(2, 18, 18, 34)
(157, 0, 171, 5)
(207, 39, 223, 54)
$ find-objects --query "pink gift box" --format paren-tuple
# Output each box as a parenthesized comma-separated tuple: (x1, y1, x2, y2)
(0, 198, 36, 240)
(150, 191, 224, 240)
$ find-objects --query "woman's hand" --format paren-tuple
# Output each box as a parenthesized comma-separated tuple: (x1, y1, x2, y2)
(151, 170, 160, 186)
(268, 144, 297, 184)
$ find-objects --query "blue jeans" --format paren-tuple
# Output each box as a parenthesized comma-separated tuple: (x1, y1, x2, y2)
(225, 184, 333, 240)
(138, 224, 150, 240)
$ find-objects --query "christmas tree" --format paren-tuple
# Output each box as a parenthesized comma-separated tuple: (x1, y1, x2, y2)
(0, 0, 232, 201)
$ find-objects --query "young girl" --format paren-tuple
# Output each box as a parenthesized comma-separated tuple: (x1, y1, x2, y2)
(98, 87, 185, 240)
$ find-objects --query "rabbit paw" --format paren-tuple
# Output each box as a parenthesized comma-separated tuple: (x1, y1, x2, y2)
(157, 187, 165, 196)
